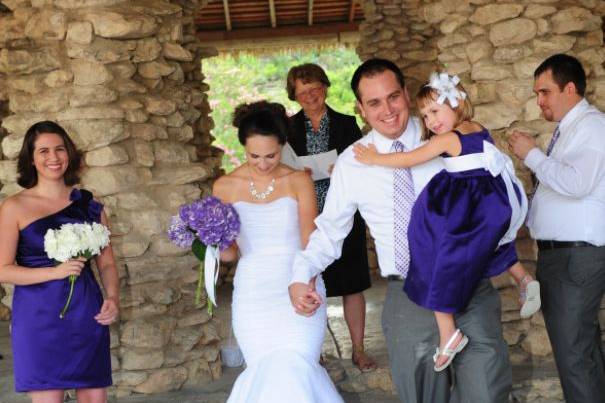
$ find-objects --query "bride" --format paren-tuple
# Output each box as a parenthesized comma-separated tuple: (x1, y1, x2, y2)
(213, 101, 344, 403)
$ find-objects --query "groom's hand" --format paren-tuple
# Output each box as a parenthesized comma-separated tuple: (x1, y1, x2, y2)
(289, 281, 322, 316)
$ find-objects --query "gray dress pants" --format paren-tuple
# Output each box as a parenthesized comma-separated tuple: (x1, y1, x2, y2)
(382, 278, 512, 403)
(537, 246, 605, 403)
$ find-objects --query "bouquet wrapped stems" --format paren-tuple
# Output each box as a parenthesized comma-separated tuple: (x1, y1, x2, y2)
(59, 251, 94, 319)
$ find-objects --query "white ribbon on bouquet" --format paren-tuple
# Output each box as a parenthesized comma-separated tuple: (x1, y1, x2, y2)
(204, 245, 220, 309)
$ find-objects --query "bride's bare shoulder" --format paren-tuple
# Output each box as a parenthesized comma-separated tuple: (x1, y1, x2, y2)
(213, 167, 248, 202)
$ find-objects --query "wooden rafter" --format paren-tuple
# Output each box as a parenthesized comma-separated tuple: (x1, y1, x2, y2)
(197, 21, 359, 41)
(307, 0, 314, 26)
(348, 0, 356, 23)
(222, 0, 232, 31)
(269, 0, 277, 27)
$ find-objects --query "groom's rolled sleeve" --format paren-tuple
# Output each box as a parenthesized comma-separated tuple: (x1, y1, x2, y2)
(291, 156, 358, 284)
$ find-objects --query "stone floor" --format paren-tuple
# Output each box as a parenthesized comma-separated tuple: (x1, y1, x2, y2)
(0, 275, 566, 403)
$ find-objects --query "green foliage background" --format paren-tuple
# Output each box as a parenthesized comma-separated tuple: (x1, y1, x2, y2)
(204, 47, 361, 172)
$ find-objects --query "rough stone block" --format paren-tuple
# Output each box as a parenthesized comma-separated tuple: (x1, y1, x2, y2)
(124, 254, 198, 285)
(59, 119, 128, 151)
(132, 366, 187, 394)
(71, 59, 113, 86)
(469, 4, 524, 25)
(489, 18, 537, 47)
(85, 144, 129, 166)
(81, 165, 147, 196)
(66, 21, 93, 45)
(24, 10, 67, 41)
(0, 48, 62, 75)
(70, 85, 118, 107)
(120, 347, 164, 370)
(474, 103, 519, 130)
(551, 7, 602, 34)
(82, 10, 158, 39)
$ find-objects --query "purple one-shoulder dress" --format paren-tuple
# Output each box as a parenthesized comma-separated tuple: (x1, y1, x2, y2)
(404, 129, 523, 313)
(11, 188, 111, 392)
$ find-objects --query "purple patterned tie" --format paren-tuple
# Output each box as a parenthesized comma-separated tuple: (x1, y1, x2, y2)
(392, 140, 414, 277)
(545, 126, 560, 156)
(528, 126, 560, 212)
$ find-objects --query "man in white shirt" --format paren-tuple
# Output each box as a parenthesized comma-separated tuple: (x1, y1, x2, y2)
(509, 54, 605, 403)
(289, 59, 512, 403)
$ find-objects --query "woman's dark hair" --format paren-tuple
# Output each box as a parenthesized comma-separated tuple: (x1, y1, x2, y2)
(534, 53, 586, 96)
(232, 101, 290, 145)
(286, 63, 331, 101)
(17, 121, 82, 188)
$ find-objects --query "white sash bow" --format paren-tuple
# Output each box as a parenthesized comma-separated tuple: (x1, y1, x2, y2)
(442, 141, 528, 247)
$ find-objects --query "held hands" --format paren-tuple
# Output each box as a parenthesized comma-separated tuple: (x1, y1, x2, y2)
(95, 296, 119, 325)
(289, 277, 322, 316)
(353, 143, 379, 165)
(54, 258, 85, 280)
(508, 131, 536, 160)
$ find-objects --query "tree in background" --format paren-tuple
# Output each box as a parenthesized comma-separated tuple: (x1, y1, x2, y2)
(205, 47, 361, 172)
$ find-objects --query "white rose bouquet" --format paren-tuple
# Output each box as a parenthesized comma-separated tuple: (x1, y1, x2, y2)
(44, 222, 111, 318)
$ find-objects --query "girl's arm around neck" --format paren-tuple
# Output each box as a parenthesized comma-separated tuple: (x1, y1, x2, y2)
(354, 132, 460, 168)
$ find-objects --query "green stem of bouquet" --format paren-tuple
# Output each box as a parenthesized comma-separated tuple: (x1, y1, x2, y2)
(195, 262, 213, 315)
(59, 275, 76, 319)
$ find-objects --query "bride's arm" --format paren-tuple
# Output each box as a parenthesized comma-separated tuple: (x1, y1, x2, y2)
(294, 172, 318, 247)
(212, 176, 239, 262)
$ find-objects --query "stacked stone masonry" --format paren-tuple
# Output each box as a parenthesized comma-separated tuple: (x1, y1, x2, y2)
(0, 0, 223, 397)
(358, 0, 605, 387)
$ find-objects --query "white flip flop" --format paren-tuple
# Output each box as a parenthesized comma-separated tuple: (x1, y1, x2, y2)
(520, 280, 541, 318)
(433, 329, 469, 372)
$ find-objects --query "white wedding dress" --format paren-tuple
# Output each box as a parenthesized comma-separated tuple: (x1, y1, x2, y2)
(227, 197, 344, 403)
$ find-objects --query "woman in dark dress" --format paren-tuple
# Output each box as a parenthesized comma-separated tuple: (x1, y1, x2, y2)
(0, 121, 119, 403)
(286, 64, 376, 370)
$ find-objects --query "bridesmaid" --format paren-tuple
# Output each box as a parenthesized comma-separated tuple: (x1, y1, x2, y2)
(0, 121, 119, 403)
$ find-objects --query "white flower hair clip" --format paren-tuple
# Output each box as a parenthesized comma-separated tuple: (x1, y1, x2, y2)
(427, 72, 467, 108)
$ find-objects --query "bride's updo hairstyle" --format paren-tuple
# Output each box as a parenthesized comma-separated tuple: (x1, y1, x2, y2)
(233, 101, 290, 146)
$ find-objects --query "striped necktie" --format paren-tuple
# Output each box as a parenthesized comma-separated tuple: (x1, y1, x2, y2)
(392, 140, 414, 277)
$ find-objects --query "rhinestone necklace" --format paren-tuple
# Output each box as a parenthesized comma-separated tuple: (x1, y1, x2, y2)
(249, 177, 276, 200)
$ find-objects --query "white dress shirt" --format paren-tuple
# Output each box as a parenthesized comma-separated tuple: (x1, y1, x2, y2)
(525, 99, 605, 245)
(291, 117, 444, 284)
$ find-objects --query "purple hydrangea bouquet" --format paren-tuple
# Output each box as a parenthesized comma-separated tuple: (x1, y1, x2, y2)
(168, 196, 240, 314)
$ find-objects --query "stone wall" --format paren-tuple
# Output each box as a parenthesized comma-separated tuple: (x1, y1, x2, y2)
(0, 0, 224, 396)
(357, 0, 605, 363)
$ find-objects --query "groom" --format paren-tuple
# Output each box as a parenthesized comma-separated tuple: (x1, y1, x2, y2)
(289, 58, 512, 402)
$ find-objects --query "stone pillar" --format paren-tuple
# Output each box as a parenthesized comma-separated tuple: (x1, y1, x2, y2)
(358, 0, 439, 97)
(0, 0, 223, 396)
(356, 0, 605, 365)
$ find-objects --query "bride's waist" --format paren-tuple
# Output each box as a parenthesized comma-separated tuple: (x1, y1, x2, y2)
(238, 246, 299, 259)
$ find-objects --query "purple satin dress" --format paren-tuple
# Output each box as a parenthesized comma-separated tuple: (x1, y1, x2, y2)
(12, 188, 111, 392)
(404, 129, 520, 313)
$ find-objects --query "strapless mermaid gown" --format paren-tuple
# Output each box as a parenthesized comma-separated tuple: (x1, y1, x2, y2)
(227, 197, 343, 403)
(11, 188, 111, 392)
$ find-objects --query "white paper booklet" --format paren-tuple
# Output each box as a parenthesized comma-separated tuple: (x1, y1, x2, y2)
(281, 142, 337, 181)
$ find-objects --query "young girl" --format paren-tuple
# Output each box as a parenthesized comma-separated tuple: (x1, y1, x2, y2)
(353, 72, 541, 372)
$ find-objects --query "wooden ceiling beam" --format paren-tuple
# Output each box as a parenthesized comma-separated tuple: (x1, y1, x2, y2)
(269, 0, 277, 28)
(222, 0, 232, 31)
(197, 21, 359, 41)
(307, 0, 314, 26)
